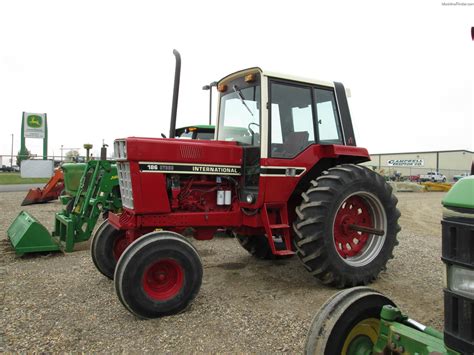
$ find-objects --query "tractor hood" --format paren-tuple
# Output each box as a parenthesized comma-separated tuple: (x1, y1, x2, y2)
(442, 175, 474, 210)
(118, 137, 243, 167)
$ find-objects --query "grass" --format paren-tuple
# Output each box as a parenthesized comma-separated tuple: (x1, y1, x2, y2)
(0, 172, 49, 185)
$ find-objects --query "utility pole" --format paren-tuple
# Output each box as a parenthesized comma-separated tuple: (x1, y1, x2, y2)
(10, 133, 13, 168)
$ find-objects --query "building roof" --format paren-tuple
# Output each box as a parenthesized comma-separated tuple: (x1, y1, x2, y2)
(370, 149, 473, 155)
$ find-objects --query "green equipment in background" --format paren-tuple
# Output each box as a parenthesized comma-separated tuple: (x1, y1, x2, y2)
(61, 162, 87, 198)
(305, 175, 474, 355)
(52, 159, 121, 252)
(7, 159, 121, 255)
(7, 126, 215, 256)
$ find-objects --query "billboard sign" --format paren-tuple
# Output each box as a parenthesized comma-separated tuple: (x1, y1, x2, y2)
(23, 112, 46, 139)
(387, 159, 424, 167)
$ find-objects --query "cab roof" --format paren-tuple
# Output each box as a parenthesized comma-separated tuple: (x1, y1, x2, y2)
(218, 67, 335, 88)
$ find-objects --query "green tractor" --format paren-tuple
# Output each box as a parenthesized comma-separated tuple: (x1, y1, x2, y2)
(8, 159, 121, 255)
(175, 125, 215, 140)
(305, 175, 474, 354)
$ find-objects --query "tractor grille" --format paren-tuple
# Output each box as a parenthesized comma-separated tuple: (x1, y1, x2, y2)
(114, 139, 127, 159)
(117, 162, 134, 209)
(442, 215, 474, 354)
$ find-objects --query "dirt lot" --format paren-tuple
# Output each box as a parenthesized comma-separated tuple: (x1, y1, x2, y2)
(0, 191, 446, 352)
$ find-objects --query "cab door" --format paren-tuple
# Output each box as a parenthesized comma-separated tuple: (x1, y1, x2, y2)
(262, 79, 343, 202)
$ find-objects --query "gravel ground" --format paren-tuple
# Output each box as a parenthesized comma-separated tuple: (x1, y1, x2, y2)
(0, 191, 446, 352)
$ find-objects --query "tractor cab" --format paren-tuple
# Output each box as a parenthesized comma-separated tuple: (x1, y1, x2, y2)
(215, 68, 366, 205)
(216, 67, 356, 152)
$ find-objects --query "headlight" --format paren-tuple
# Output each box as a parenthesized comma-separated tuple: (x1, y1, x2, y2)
(114, 139, 127, 159)
(447, 264, 474, 299)
(245, 193, 254, 204)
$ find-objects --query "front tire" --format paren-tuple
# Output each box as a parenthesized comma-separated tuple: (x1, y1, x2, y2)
(294, 164, 401, 287)
(305, 287, 396, 355)
(114, 231, 203, 319)
(91, 220, 128, 279)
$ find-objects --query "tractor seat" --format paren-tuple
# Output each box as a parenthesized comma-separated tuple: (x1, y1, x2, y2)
(282, 131, 309, 157)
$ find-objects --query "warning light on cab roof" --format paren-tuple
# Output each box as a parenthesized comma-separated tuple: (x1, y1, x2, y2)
(245, 74, 256, 83)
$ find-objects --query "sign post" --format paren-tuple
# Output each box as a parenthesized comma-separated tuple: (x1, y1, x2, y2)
(20, 112, 48, 160)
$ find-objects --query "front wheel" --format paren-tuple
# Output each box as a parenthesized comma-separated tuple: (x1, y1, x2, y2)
(294, 164, 401, 287)
(305, 287, 396, 355)
(114, 231, 203, 319)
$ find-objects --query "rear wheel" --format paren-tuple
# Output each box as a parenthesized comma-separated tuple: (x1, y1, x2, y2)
(236, 234, 294, 260)
(294, 164, 401, 287)
(114, 231, 203, 319)
(91, 220, 128, 279)
(305, 287, 396, 355)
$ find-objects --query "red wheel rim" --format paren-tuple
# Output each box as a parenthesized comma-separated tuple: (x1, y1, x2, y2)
(112, 234, 128, 261)
(334, 195, 373, 258)
(142, 259, 184, 301)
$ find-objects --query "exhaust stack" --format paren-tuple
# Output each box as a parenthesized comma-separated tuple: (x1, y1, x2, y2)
(169, 49, 181, 138)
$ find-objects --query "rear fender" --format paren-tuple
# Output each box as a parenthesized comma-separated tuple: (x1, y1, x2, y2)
(287, 155, 370, 224)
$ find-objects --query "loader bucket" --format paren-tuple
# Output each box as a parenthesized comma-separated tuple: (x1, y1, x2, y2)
(21, 186, 64, 206)
(7, 211, 60, 255)
(21, 168, 65, 206)
(21, 188, 45, 206)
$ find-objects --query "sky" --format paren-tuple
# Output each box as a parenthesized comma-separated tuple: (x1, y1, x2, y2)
(0, 0, 473, 164)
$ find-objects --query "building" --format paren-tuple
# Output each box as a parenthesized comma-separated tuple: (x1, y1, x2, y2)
(361, 149, 473, 180)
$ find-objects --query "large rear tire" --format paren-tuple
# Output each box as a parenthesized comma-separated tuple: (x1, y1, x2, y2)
(294, 164, 401, 287)
(114, 231, 203, 319)
(91, 220, 128, 280)
(305, 287, 396, 355)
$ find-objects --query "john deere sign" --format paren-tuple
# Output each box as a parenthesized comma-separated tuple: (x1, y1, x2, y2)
(20, 112, 48, 160)
(24, 113, 46, 138)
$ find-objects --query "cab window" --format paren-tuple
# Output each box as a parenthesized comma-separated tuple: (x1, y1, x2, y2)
(270, 82, 315, 158)
(314, 88, 342, 144)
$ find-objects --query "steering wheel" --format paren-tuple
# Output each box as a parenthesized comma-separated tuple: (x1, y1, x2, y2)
(248, 122, 260, 133)
(247, 122, 260, 145)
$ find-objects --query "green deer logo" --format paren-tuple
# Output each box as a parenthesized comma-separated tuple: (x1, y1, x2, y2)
(27, 115, 42, 128)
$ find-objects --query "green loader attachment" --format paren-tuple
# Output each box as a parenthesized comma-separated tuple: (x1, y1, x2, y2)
(8, 211, 61, 254)
(7, 160, 121, 255)
(52, 160, 121, 252)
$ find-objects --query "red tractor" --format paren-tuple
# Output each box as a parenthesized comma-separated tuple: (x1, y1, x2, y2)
(91, 51, 401, 319)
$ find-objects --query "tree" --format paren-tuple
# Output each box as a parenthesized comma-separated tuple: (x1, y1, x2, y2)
(65, 150, 80, 162)
(16, 149, 31, 166)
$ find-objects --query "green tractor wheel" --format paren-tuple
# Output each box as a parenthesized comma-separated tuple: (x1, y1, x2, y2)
(305, 287, 396, 355)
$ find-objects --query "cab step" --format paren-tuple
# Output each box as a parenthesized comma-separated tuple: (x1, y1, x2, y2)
(262, 203, 295, 256)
